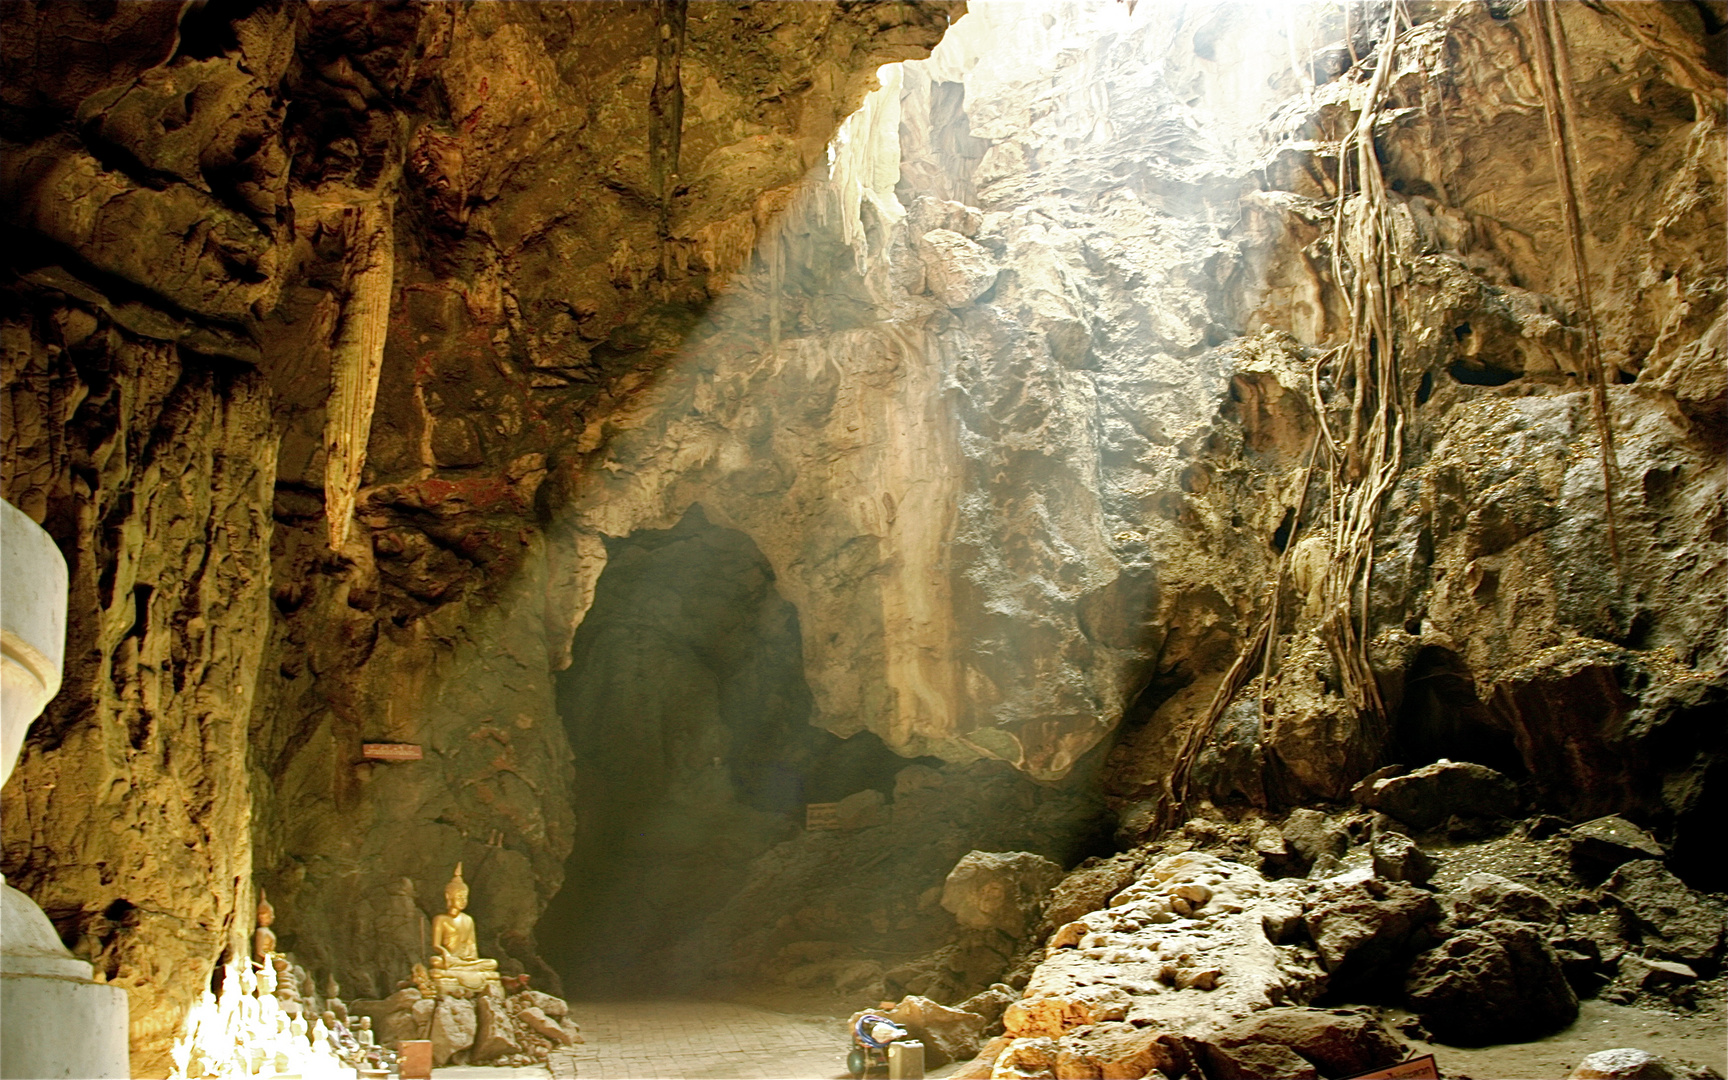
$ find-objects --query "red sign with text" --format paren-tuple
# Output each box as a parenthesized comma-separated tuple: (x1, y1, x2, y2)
(362, 743, 423, 762)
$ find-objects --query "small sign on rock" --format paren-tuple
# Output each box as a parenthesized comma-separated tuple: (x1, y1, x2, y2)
(1343, 1055, 1440, 1080)
(805, 803, 840, 830)
(363, 743, 424, 762)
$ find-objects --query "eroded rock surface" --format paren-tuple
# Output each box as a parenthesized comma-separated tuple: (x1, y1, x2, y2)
(0, 2, 961, 1068)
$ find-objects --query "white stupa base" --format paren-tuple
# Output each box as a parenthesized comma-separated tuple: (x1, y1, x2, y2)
(0, 882, 130, 1079)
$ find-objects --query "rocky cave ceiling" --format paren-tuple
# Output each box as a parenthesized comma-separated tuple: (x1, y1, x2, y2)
(1, 0, 1723, 1075)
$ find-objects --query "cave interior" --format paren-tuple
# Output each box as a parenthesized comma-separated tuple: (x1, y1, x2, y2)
(0, 1, 1724, 1078)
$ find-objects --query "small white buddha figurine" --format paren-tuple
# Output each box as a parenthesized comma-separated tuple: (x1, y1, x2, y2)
(253, 891, 278, 967)
(428, 863, 500, 991)
(274, 955, 302, 1013)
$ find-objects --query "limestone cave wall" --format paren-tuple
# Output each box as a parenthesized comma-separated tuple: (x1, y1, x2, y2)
(0, 0, 1723, 1072)
(551, 0, 1723, 860)
(1, 1, 961, 1071)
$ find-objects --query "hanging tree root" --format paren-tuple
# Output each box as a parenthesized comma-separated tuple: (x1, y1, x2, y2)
(1160, 2, 1412, 831)
(1528, 0, 1622, 574)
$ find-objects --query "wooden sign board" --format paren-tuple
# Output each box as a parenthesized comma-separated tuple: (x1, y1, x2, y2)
(397, 1039, 433, 1080)
(805, 803, 841, 830)
(1344, 1055, 1441, 1080)
(362, 742, 423, 762)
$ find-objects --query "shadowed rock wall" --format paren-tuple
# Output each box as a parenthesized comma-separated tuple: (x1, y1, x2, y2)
(1, 2, 960, 1070)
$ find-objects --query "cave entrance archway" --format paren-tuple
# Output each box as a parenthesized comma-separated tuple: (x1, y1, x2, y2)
(536, 505, 914, 997)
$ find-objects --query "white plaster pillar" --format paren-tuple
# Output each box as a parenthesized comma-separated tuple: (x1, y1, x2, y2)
(1, 498, 130, 1079)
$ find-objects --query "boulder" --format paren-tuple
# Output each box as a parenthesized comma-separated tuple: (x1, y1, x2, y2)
(953, 1034, 1014, 1079)
(428, 997, 478, 1067)
(1303, 878, 1441, 990)
(1568, 816, 1666, 881)
(1281, 808, 1349, 867)
(471, 993, 523, 1063)
(1370, 832, 1436, 884)
(1362, 761, 1519, 831)
(1048, 1022, 1184, 1080)
(383, 996, 436, 1047)
(1569, 1048, 1679, 1079)
(517, 1005, 571, 1046)
(1550, 934, 1612, 997)
(919, 229, 1001, 307)
(514, 989, 568, 1020)
(895, 763, 945, 798)
(1455, 872, 1560, 925)
(990, 1036, 1059, 1079)
(957, 983, 1018, 1033)
(1249, 823, 1305, 879)
(943, 851, 1066, 938)
(884, 994, 987, 1066)
(1601, 860, 1726, 966)
(1004, 986, 1130, 1039)
(1404, 919, 1578, 1045)
(835, 788, 890, 830)
(1616, 955, 1698, 992)
(1203, 1007, 1407, 1078)
(1202, 1041, 1320, 1080)
(1042, 855, 1141, 928)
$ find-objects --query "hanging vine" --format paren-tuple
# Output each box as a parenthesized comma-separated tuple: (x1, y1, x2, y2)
(1527, 0, 1622, 572)
(1161, 1, 1412, 828)
(1156, 1, 1637, 831)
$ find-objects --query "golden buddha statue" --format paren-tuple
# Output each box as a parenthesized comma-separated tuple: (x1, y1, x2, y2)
(253, 891, 278, 967)
(428, 863, 499, 993)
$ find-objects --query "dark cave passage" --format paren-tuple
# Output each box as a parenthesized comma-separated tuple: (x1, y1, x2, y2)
(1392, 646, 1524, 778)
(536, 505, 923, 996)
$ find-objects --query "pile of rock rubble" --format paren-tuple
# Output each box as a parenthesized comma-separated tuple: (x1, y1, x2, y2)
(859, 762, 1725, 1079)
(347, 982, 581, 1069)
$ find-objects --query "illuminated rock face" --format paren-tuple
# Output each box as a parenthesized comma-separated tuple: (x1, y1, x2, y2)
(559, 1, 1725, 814)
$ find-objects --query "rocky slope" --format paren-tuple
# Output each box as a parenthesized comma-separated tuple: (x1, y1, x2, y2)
(930, 795, 1727, 1079)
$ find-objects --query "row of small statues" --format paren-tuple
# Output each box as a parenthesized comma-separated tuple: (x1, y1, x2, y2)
(230, 863, 572, 1071)
(169, 960, 391, 1080)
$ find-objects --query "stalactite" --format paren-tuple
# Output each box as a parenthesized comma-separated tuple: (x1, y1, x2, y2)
(649, 0, 688, 250)
(322, 201, 394, 552)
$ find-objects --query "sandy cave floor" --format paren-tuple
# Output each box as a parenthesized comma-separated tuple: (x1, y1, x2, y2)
(421, 995, 1725, 1080)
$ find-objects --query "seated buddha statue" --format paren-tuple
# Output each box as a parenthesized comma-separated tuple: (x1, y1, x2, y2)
(428, 864, 499, 993)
